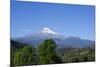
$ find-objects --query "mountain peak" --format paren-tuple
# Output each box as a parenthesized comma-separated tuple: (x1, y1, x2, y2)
(41, 27, 58, 35)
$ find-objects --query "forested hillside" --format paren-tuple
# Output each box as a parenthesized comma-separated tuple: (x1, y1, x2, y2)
(11, 39, 95, 66)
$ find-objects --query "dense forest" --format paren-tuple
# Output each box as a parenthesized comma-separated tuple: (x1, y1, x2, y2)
(11, 39, 95, 66)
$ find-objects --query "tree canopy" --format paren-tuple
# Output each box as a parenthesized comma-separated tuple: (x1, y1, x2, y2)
(38, 39, 62, 64)
(13, 46, 37, 66)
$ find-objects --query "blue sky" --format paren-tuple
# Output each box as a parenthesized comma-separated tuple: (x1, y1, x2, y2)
(11, 1, 95, 40)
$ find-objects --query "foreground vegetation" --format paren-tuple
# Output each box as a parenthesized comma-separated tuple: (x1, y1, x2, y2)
(11, 39, 95, 66)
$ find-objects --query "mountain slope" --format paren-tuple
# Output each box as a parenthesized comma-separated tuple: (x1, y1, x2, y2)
(12, 27, 94, 48)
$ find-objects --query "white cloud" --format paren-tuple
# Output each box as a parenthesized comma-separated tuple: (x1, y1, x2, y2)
(16, 0, 95, 5)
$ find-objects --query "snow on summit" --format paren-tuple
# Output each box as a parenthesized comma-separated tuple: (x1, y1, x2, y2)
(41, 27, 58, 35)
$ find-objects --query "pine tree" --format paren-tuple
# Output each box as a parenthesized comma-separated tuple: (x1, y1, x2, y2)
(38, 39, 62, 64)
(13, 46, 37, 66)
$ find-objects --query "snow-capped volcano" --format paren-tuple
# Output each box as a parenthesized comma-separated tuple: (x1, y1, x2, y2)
(13, 27, 94, 48)
(41, 27, 58, 35)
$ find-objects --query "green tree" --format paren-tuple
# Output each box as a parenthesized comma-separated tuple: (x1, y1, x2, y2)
(13, 46, 37, 66)
(38, 39, 62, 64)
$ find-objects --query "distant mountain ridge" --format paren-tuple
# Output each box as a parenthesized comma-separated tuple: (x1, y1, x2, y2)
(12, 27, 94, 48)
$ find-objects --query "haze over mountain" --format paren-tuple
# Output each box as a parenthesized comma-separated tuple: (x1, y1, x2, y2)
(12, 27, 94, 48)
